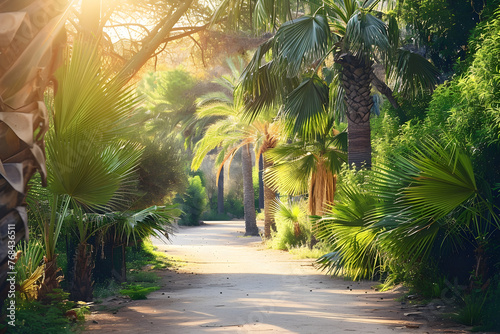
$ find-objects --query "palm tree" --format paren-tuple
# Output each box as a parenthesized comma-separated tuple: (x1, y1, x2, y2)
(265, 129, 347, 216)
(191, 60, 282, 237)
(191, 74, 260, 235)
(316, 137, 500, 283)
(33, 37, 143, 300)
(240, 0, 439, 168)
(0, 0, 69, 302)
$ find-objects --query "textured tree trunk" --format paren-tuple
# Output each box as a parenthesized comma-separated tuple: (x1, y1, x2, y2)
(217, 166, 224, 215)
(263, 157, 276, 238)
(241, 144, 259, 236)
(347, 119, 372, 169)
(0, 0, 67, 305)
(37, 255, 63, 302)
(258, 154, 264, 211)
(70, 242, 95, 302)
(337, 53, 374, 168)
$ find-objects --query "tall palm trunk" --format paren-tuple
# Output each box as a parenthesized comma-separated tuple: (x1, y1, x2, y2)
(0, 0, 66, 303)
(241, 144, 259, 236)
(217, 166, 224, 215)
(337, 53, 374, 168)
(258, 154, 264, 211)
(263, 157, 277, 238)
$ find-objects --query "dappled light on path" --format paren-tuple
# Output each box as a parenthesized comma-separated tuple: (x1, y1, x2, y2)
(85, 221, 427, 333)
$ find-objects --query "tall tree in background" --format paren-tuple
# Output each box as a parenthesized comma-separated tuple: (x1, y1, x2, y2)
(191, 59, 283, 237)
(0, 0, 69, 303)
(191, 62, 260, 236)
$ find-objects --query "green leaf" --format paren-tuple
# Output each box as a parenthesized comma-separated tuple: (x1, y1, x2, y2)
(274, 15, 331, 77)
(282, 75, 330, 139)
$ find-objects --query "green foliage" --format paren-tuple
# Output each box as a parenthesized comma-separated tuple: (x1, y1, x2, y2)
(128, 271, 160, 283)
(93, 280, 122, 300)
(269, 200, 310, 250)
(317, 137, 499, 287)
(385, 260, 446, 299)
(119, 283, 160, 300)
(15, 240, 44, 300)
(201, 211, 231, 221)
(456, 293, 488, 326)
(397, 0, 481, 73)
(126, 239, 176, 271)
(6, 289, 77, 333)
(175, 175, 208, 226)
(107, 205, 179, 246)
(370, 110, 399, 165)
(138, 68, 196, 115)
(134, 135, 188, 209)
(424, 8, 500, 186)
(288, 243, 331, 259)
(315, 184, 382, 280)
(224, 192, 245, 218)
(478, 277, 500, 331)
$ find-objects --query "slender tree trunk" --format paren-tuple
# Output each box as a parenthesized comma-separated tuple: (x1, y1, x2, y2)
(241, 144, 259, 236)
(258, 154, 264, 211)
(263, 157, 276, 238)
(0, 0, 67, 304)
(217, 166, 224, 215)
(336, 53, 374, 168)
(121, 244, 127, 282)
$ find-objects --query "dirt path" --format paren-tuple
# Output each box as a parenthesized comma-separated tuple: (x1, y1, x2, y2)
(85, 221, 469, 333)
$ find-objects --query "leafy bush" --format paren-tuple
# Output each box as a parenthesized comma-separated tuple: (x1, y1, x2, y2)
(134, 135, 188, 209)
(3, 289, 79, 334)
(479, 277, 500, 331)
(128, 271, 160, 283)
(15, 240, 44, 300)
(119, 284, 160, 300)
(269, 200, 310, 251)
(201, 211, 231, 221)
(175, 175, 208, 225)
(224, 192, 244, 218)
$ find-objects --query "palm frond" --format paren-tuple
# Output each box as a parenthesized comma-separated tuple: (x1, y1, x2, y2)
(314, 184, 383, 280)
(344, 12, 389, 57)
(273, 15, 331, 77)
(265, 153, 317, 195)
(388, 48, 439, 98)
(117, 205, 179, 244)
(281, 75, 330, 139)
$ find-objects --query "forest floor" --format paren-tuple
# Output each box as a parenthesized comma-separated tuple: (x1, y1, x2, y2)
(84, 221, 476, 334)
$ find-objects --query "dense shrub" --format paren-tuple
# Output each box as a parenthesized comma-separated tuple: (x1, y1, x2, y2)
(175, 175, 208, 226)
(269, 200, 310, 250)
(134, 135, 188, 209)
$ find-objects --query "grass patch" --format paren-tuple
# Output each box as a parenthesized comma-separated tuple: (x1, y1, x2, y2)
(128, 271, 160, 283)
(94, 279, 122, 300)
(288, 244, 331, 259)
(119, 284, 160, 300)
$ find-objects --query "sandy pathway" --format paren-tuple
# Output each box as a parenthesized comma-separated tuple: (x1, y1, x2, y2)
(84, 221, 463, 334)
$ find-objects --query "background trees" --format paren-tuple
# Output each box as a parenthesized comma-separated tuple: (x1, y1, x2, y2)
(191, 62, 261, 235)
